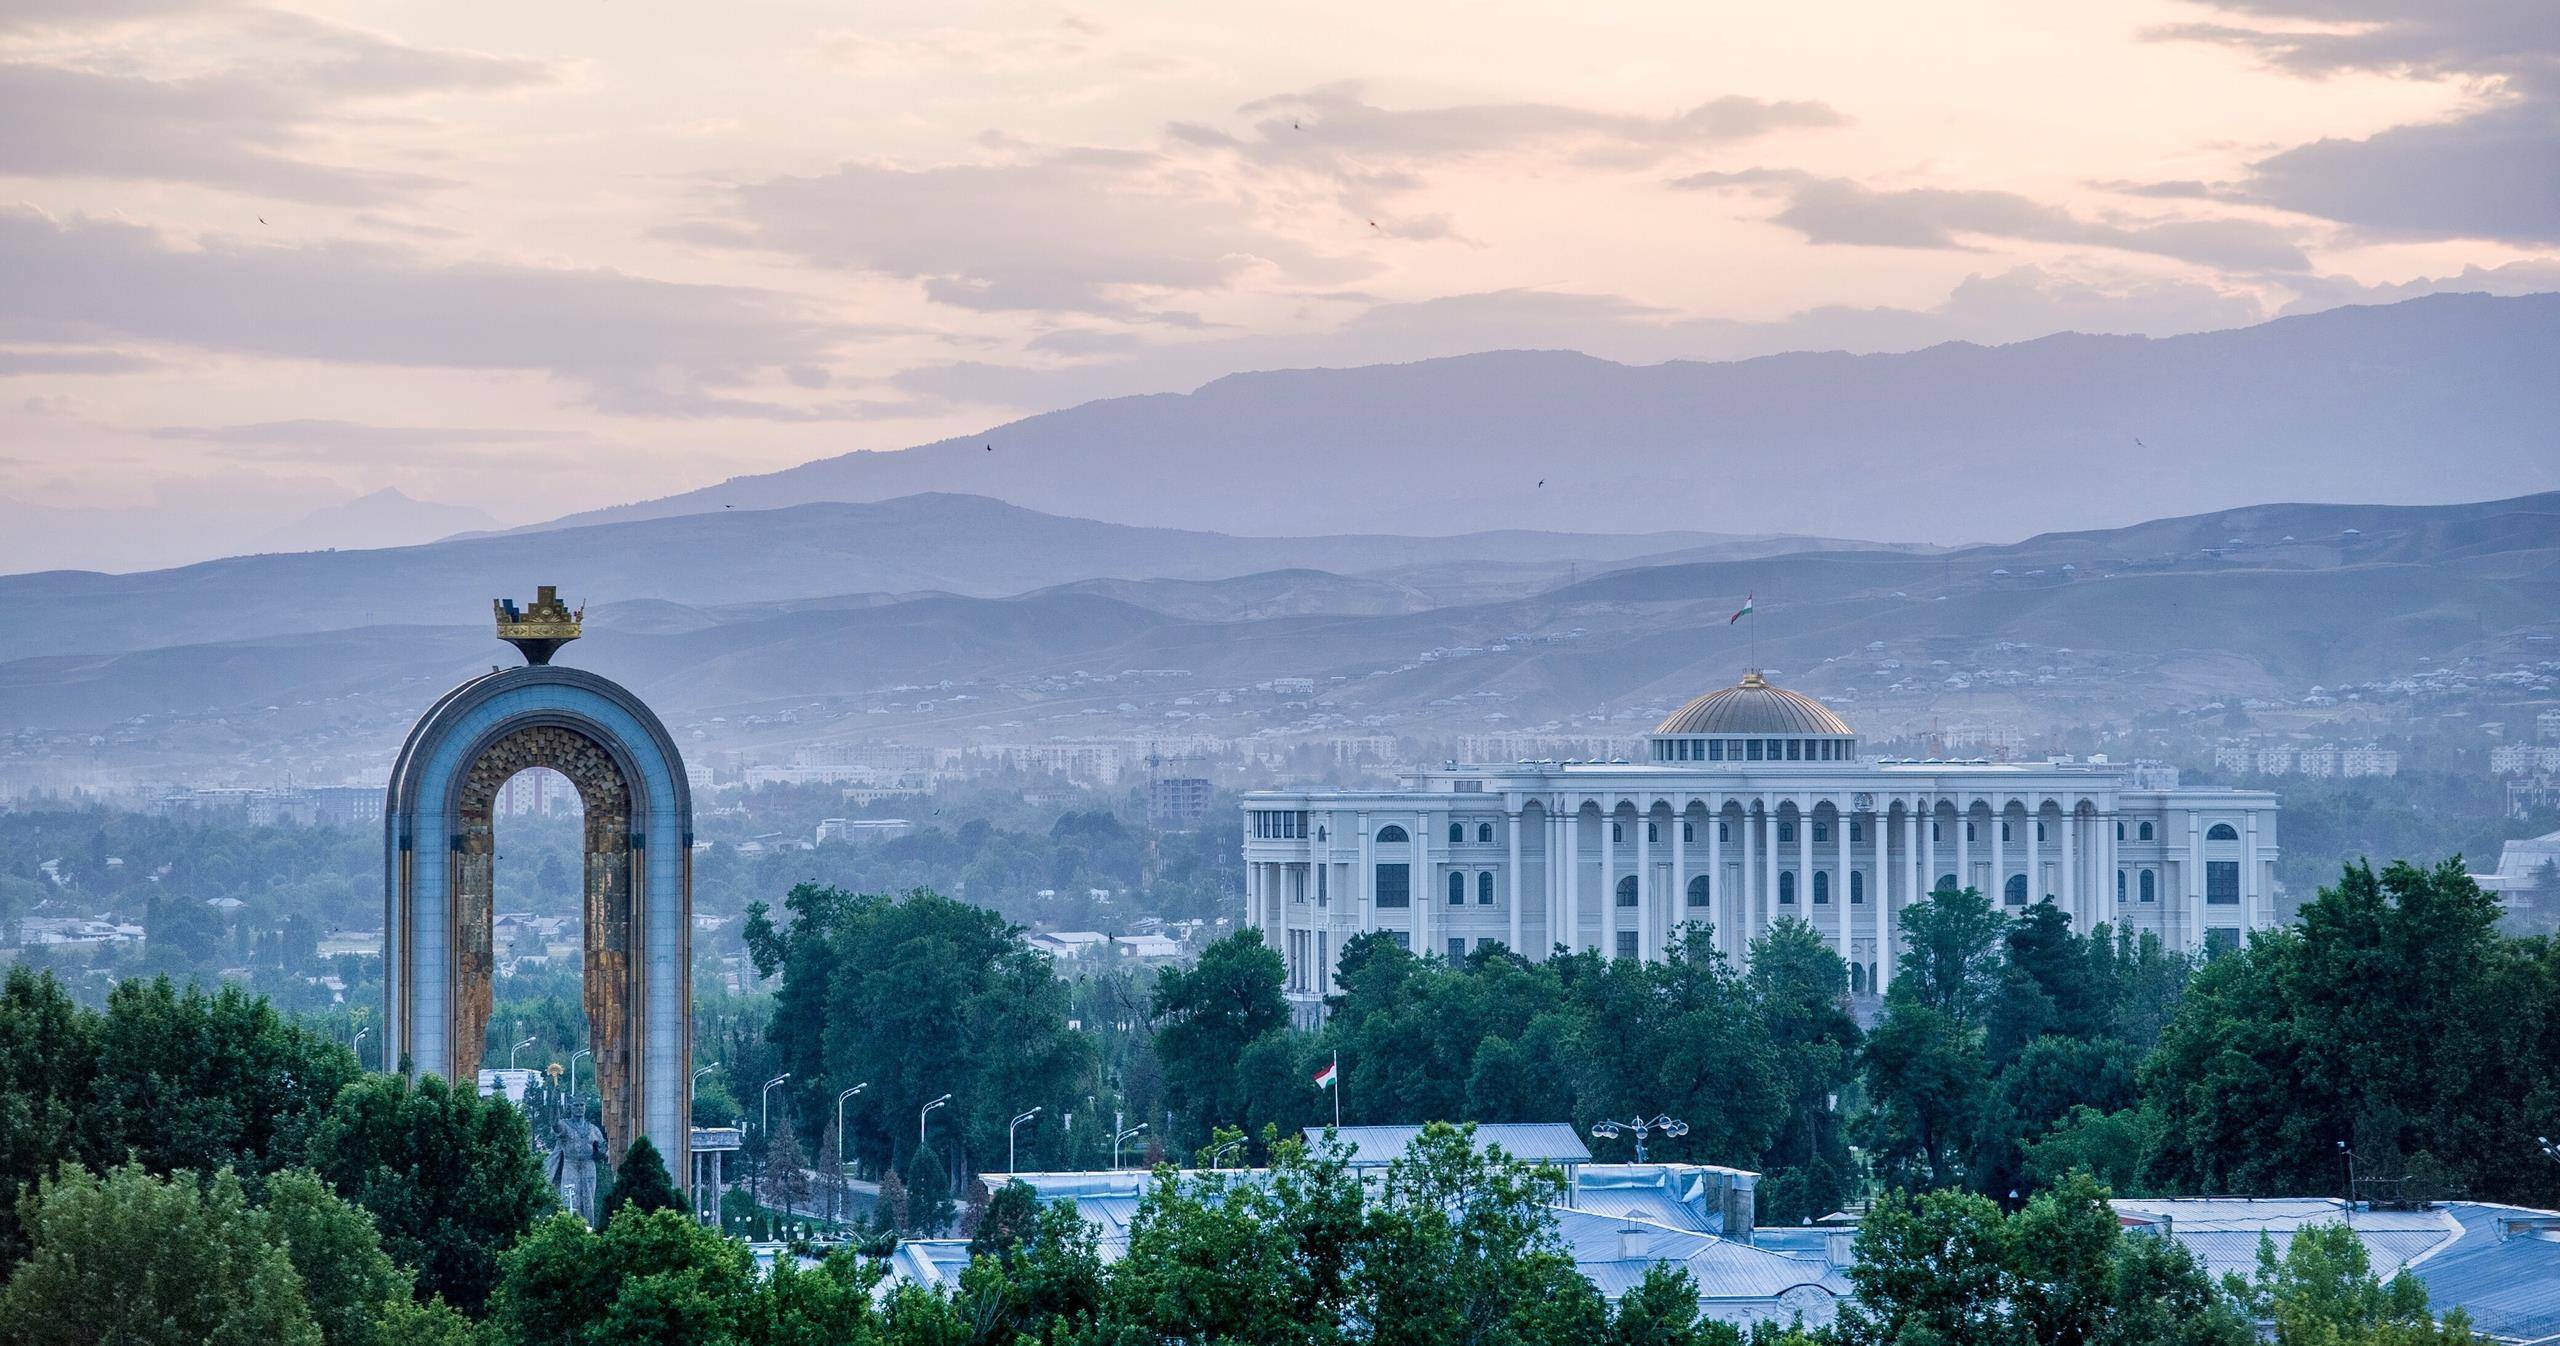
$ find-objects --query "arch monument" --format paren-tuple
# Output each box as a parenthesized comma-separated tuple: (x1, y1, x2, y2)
(384, 587, 693, 1175)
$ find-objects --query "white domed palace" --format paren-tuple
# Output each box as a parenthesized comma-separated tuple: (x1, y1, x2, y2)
(1240, 671, 2278, 1008)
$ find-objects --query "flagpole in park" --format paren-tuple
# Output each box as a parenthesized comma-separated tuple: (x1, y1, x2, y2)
(1312, 1052, 1340, 1128)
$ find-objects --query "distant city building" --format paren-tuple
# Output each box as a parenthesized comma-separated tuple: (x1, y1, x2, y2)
(2542, 708, 2560, 742)
(2510, 776, 2560, 821)
(814, 817, 912, 846)
(2492, 744, 2560, 775)
(1149, 776, 1213, 829)
(1244, 671, 2281, 1008)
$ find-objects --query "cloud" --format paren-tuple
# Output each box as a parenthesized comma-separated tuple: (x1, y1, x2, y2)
(0, 347, 156, 375)
(0, 11, 549, 203)
(1675, 169, 2314, 272)
(2152, 2, 2560, 245)
(2277, 256, 2560, 312)
(695, 147, 1371, 316)
(1213, 82, 1846, 168)
(0, 211, 854, 417)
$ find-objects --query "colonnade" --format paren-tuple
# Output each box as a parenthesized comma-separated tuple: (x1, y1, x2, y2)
(1242, 789, 2261, 996)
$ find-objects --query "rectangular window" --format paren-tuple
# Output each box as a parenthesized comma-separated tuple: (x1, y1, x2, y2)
(2207, 861, 2240, 905)
(1375, 863, 1410, 907)
(1616, 931, 1639, 959)
(1766, 738, 1784, 759)
(1709, 740, 1724, 761)
(1388, 931, 1410, 951)
(2205, 927, 2240, 955)
(1746, 739, 1763, 761)
(1786, 739, 1802, 761)
(1448, 937, 1466, 961)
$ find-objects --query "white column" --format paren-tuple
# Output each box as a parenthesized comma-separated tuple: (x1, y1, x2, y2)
(1707, 799, 1727, 958)
(1507, 808, 1524, 955)
(1635, 798, 1653, 961)
(1739, 799, 1759, 956)
(1834, 796, 1853, 960)
(1563, 800, 1582, 955)
(1899, 801, 1918, 984)
(2062, 807, 2079, 930)
(1416, 810, 1434, 956)
(1923, 801, 1938, 894)
(2187, 810, 2206, 952)
(1764, 799, 1781, 932)
(2026, 800, 2043, 907)
(1875, 801, 1892, 994)
(1597, 800, 1616, 956)
(1358, 812, 1374, 927)
(1669, 799, 1687, 960)
(1956, 798, 1972, 895)
(2244, 811, 2262, 931)
(1991, 799, 2008, 906)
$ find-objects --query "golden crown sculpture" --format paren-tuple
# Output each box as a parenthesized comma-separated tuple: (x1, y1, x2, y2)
(494, 585, 583, 665)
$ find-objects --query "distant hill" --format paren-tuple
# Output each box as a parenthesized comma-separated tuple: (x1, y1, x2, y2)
(524, 292, 2560, 542)
(0, 493, 1870, 664)
(252, 488, 499, 554)
(6, 490, 2552, 739)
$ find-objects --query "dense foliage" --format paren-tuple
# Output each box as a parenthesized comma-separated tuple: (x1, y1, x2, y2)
(745, 885, 1095, 1191)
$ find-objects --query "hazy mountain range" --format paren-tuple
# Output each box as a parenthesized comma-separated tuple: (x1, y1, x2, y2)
(528, 292, 2560, 542)
(5, 489, 2552, 749)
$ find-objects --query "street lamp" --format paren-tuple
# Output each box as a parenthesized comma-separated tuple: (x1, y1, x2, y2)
(1008, 1107, 1043, 1173)
(570, 1047, 591, 1096)
(508, 1036, 537, 1070)
(920, 1094, 951, 1147)
(1113, 1122, 1148, 1169)
(1590, 1113, 1688, 1164)
(2339, 1140, 2358, 1207)
(1204, 1136, 1246, 1170)
(836, 1084, 869, 1167)
(350, 1026, 369, 1069)
(762, 1073, 793, 1133)
(693, 1063, 720, 1090)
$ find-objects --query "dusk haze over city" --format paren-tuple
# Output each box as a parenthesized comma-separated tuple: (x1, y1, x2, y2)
(3, 2, 2558, 1342)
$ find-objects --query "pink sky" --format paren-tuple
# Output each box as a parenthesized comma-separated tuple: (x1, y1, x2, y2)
(1, 0, 2553, 561)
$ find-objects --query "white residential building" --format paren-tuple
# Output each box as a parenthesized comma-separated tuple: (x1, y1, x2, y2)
(1243, 671, 2281, 1006)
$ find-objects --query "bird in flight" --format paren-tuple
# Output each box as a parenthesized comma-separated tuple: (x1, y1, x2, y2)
(1368, 220, 1380, 230)
(2134, 437, 2145, 447)
(985, 444, 993, 452)
(257, 217, 267, 225)
(1537, 479, 1546, 487)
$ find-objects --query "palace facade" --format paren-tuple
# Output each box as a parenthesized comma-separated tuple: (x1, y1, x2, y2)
(1241, 672, 2278, 1005)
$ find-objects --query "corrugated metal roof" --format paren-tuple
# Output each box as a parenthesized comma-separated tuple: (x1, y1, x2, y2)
(2407, 1205, 2560, 1345)
(1308, 1123, 1593, 1167)
(1551, 1208, 1849, 1305)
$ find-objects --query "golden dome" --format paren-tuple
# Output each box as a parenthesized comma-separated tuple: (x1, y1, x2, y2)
(1653, 671, 1854, 737)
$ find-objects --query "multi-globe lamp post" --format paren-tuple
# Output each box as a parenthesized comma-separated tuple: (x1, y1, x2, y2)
(1590, 1113, 1688, 1164)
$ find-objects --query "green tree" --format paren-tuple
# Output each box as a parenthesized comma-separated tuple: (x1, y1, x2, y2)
(489, 1207, 761, 1346)
(0, 967, 95, 1266)
(602, 1135, 686, 1224)
(0, 1164, 321, 1346)
(1151, 931, 1290, 1146)
(1609, 1264, 1740, 1346)
(2238, 1222, 2480, 1346)
(304, 1073, 555, 1315)
(260, 1168, 414, 1346)
(1746, 920, 1861, 1224)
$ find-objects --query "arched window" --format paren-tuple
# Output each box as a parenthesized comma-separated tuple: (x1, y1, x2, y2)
(1478, 871, 1495, 904)
(1936, 874, 1960, 896)
(1448, 871, 1467, 905)
(2115, 821, 2126, 841)
(1478, 823, 1494, 844)
(1612, 821, 1623, 843)
(1682, 821, 1694, 843)
(1449, 822, 1465, 845)
(1779, 821, 1796, 844)
(2138, 822, 2154, 841)
(1813, 821, 1829, 843)
(1316, 826, 1327, 842)
(2140, 870, 2157, 902)
(1616, 875, 1639, 908)
(1850, 871, 1865, 905)
(2004, 873, 2028, 905)
(1376, 825, 1407, 843)
(1687, 875, 1710, 908)
(2207, 822, 2239, 841)
(1850, 963, 1866, 994)
(1813, 871, 1831, 904)
(1779, 872, 1797, 905)
(2117, 870, 2127, 902)
(1718, 822, 1730, 843)
(1965, 821, 1977, 842)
